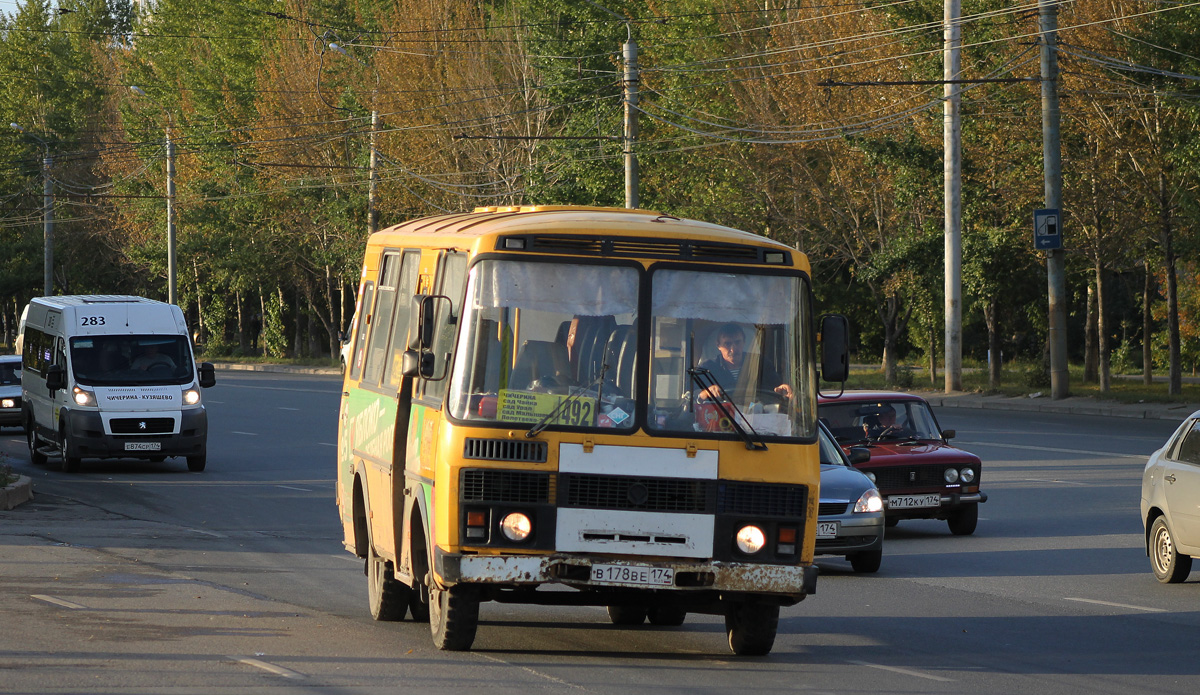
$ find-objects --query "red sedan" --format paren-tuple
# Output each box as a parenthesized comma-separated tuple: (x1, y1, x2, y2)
(817, 391, 986, 535)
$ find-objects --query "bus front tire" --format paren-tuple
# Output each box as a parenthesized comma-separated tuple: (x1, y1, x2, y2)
(367, 545, 410, 621)
(429, 584, 479, 651)
(60, 428, 81, 473)
(607, 605, 647, 626)
(186, 455, 207, 472)
(725, 601, 779, 656)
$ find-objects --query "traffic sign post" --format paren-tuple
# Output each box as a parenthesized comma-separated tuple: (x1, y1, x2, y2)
(1034, 208, 1061, 250)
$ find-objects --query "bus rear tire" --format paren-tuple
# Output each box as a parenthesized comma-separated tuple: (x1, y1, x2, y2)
(647, 606, 686, 626)
(429, 584, 479, 651)
(187, 455, 206, 472)
(367, 545, 410, 621)
(725, 601, 779, 656)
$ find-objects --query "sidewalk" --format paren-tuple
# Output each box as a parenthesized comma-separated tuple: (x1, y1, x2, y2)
(922, 391, 1200, 422)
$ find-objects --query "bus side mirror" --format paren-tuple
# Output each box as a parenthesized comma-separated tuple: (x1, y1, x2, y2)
(411, 294, 451, 350)
(46, 364, 65, 393)
(820, 314, 849, 383)
(401, 350, 436, 378)
(198, 362, 216, 388)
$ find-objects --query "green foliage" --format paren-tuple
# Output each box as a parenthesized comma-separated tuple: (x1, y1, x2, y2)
(261, 291, 288, 359)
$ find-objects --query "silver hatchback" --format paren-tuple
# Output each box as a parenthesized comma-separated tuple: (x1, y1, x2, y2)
(1141, 410, 1200, 583)
(816, 421, 885, 572)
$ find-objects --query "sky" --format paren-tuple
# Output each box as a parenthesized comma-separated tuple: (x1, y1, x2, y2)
(1, 1, 23, 18)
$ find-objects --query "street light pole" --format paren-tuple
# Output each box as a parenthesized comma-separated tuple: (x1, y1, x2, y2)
(130, 86, 179, 306)
(10, 123, 54, 296)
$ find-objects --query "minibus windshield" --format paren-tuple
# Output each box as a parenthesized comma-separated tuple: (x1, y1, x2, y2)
(70, 335, 194, 386)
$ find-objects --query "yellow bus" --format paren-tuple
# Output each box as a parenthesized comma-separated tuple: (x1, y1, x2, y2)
(336, 205, 848, 655)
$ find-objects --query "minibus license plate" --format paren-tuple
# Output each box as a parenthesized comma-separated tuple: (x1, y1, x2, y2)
(888, 493, 941, 509)
(591, 564, 674, 587)
(125, 442, 161, 451)
(816, 521, 839, 539)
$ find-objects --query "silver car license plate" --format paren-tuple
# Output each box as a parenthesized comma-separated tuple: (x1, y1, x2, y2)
(816, 521, 839, 539)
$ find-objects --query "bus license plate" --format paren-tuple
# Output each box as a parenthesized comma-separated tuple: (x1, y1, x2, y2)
(888, 493, 941, 509)
(591, 564, 674, 587)
(816, 521, 839, 539)
(125, 442, 161, 451)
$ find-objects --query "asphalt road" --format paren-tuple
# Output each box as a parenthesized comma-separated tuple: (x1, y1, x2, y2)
(1, 372, 1198, 694)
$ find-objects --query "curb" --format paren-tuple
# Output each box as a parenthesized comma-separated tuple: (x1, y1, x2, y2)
(1, 475, 33, 511)
(208, 362, 339, 376)
(923, 393, 1200, 422)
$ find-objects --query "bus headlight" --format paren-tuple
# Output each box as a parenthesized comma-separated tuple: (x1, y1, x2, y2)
(72, 386, 96, 407)
(854, 488, 884, 513)
(960, 467, 975, 483)
(183, 388, 201, 406)
(944, 467, 960, 483)
(735, 525, 766, 554)
(500, 512, 532, 542)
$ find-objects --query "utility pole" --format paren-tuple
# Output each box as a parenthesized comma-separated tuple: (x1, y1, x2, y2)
(166, 122, 178, 306)
(10, 123, 53, 296)
(369, 110, 379, 234)
(1040, 0, 1069, 399)
(944, 0, 962, 393)
(623, 37, 640, 209)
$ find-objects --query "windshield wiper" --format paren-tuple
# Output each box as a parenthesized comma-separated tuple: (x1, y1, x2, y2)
(687, 368, 767, 451)
(525, 360, 611, 438)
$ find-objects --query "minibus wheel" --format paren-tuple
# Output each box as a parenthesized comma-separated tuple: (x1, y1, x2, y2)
(60, 426, 81, 473)
(429, 583, 479, 651)
(187, 455, 206, 472)
(725, 600, 779, 656)
(27, 427, 47, 466)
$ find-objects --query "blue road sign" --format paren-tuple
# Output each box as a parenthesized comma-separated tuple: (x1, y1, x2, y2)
(1034, 208, 1061, 250)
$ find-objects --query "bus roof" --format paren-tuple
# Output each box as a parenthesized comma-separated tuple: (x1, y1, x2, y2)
(367, 206, 806, 270)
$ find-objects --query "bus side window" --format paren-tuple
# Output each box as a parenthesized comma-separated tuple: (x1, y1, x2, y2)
(348, 283, 374, 382)
(421, 252, 468, 402)
(385, 251, 422, 388)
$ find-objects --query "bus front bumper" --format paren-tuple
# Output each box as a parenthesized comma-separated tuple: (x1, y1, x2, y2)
(435, 550, 818, 598)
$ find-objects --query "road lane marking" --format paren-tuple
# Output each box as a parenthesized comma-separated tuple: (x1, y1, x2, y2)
(276, 485, 311, 492)
(1063, 597, 1166, 613)
(279, 407, 300, 411)
(1023, 478, 1090, 486)
(186, 528, 227, 538)
(477, 653, 587, 689)
(230, 656, 307, 680)
(231, 431, 258, 436)
(847, 660, 953, 682)
(31, 595, 86, 610)
(319, 442, 336, 447)
(958, 441, 1144, 460)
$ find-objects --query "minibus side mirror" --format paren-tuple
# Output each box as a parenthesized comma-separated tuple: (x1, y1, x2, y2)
(820, 314, 850, 383)
(45, 364, 66, 393)
(198, 362, 216, 388)
(401, 350, 436, 378)
(412, 294, 452, 350)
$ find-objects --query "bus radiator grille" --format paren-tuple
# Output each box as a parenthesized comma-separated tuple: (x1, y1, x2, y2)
(463, 438, 548, 463)
(461, 469, 553, 504)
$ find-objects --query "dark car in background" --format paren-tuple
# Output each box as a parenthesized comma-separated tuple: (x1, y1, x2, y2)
(818, 391, 986, 535)
(816, 421, 885, 572)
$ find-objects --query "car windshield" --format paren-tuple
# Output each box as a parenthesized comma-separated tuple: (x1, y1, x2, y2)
(0, 360, 19, 386)
(70, 335, 194, 386)
(819, 399, 941, 443)
(818, 424, 848, 465)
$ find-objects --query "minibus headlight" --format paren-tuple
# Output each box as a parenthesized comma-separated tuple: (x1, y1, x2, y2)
(1, 398, 14, 409)
(500, 512, 532, 542)
(944, 467, 960, 483)
(854, 488, 884, 513)
(735, 525, 766, 554)
(183, 388, 201, 406)
(72, 386, 96, 407)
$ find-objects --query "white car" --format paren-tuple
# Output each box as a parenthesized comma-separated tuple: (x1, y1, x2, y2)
(0, 354, 21, 431)
(1141, 409, 1200, 583)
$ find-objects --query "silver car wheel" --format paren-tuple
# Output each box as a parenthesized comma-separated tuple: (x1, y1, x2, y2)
(1150, 516, 1192, 584)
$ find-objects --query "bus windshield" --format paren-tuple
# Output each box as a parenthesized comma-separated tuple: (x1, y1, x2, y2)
(448, 258, 815, 439)
(449, 259, 640, 429)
